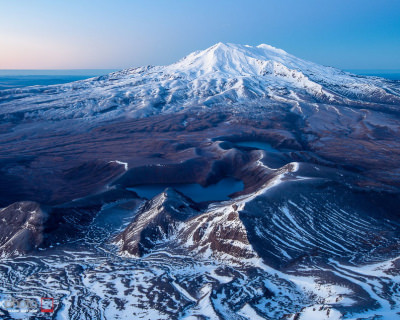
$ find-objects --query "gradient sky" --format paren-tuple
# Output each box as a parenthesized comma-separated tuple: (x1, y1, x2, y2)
(1, 0, 400, 70)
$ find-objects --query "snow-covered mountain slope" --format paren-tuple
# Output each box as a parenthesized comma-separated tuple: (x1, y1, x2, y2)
(0, 43, 400, 319)
(1, 42, 399, 122)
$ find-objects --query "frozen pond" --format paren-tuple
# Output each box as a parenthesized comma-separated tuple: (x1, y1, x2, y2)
(235, 141, 279, 152)
(128, 178, 244, 202)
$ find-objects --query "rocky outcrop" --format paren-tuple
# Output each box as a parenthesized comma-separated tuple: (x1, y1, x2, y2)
(0, 201, 47, 255)
(0, 188, 140, 256)
(178, 203, 258, 262)
(115, 188, 199, 256)
(115, 186, 259, 262)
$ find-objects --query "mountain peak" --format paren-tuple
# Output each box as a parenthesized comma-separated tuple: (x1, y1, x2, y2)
(204, 42, 288, 56)
(171, 42, 296, 77)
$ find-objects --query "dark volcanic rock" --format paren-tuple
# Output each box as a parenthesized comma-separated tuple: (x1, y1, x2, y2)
(0, 201, 47, 255)
(0, 200, 101, 256)
(179, 203, 258, 261)
(115, 188, 199, 256)
(0, 188, 140, 256)
(0, 159, 127, 207)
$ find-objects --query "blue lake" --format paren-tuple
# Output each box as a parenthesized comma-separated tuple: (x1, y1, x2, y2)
(128, 178, 244, 202)
(235, 141, 279, 152)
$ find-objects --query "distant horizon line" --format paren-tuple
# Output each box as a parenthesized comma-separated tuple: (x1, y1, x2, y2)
(1, 69, 400, 80)
(0, 69, 121, 77)
(1, 68, 400, 72)
(0, 69, 120, 71)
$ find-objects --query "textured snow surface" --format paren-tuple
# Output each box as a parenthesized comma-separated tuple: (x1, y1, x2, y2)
(1, 177, 400, 319)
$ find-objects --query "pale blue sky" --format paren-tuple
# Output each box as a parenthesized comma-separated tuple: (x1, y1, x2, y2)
(1, 0, 399, 69)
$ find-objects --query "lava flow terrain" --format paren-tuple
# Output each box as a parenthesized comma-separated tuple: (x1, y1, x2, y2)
(0, 43, 400, 319)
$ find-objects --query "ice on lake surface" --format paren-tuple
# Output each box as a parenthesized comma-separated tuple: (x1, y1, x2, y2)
(128, 178, 244, 202)
(235, 141, 279, 152)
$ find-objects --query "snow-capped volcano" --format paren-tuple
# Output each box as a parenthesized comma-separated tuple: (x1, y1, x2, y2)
(166, 42, 328, 99)
(1, 42, 399, 122)
(169, 42, 320, 82)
